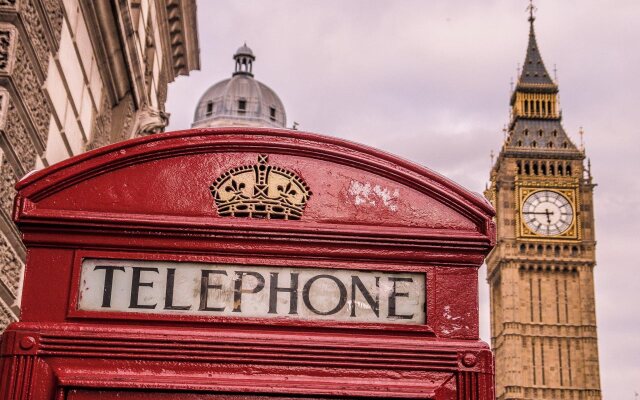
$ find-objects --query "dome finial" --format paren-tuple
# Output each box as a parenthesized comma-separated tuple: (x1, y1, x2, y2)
(233, 43, 255, 77)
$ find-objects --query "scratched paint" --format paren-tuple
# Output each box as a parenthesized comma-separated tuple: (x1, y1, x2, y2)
(348, 180, 400, 211)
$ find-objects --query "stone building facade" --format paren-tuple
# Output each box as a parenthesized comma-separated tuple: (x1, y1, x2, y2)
(0, 0, 200, 331)
(485, 11, 601, 400)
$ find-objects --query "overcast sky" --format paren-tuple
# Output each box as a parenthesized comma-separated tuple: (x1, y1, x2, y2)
(166, 1, 640, 396)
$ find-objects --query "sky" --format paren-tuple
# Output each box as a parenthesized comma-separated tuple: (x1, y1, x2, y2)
(166, 1, 640, 397)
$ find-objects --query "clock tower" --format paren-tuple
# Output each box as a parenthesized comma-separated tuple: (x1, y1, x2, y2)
(485, 9, 602, 400)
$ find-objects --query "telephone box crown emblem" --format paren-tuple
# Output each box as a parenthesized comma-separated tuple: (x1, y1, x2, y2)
(210, 155, 311, 220)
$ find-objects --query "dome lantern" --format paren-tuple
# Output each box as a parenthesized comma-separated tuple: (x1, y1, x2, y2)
(233, 43, 255, 77)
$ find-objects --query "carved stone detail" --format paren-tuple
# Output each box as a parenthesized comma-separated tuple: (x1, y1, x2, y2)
(13, 40, 50, 142)
(0, 87, 8, 126)
(0, 222, 23, 294)
(156, 68, 168, 109)
(0, 298, 17, 332)
(20, 0, 51, 72)
(120, 94, 136, 140)
(0, 157, 17, 218)
(4, 100, 37, 172)
(134, 105, 169, 136)
(0, 0, 17, 10)
(42, 0, 64, 46)
(87, 93, 113, 150)
(0, 26, 17, 72)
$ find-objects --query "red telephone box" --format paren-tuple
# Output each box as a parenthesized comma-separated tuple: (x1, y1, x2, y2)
(0, 128, 495, 399)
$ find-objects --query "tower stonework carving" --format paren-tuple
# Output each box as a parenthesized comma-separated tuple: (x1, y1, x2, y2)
(485, 11, 602, 400)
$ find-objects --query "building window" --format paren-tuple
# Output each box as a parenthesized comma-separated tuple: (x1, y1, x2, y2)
(269, 106, 276, 121)
(206, 101, 214, 116)
(238, 99, 247, 113)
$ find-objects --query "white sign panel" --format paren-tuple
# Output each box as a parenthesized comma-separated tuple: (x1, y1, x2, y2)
(78, 259, 426, 325)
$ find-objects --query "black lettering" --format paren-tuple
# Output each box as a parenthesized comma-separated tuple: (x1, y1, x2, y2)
(164, 268, 191, 310)
(129, 267, 159, 309)
(388, 277, 414, 319)
(199, 270, 227, 311)
(303, 274, 347, 316)
(268, 272, 299, 315)
(233, 271, 265, 312)
(350, 276, 379, 317)
(94, 266, 125, 308)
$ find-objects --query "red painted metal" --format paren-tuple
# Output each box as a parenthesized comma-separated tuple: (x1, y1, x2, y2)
(0, 127, 495, 399)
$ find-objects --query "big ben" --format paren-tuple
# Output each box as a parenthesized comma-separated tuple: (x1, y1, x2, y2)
(485, 7, 602, 400)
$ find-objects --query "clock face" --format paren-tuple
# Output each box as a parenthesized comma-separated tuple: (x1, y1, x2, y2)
(522, 190, 574, 236)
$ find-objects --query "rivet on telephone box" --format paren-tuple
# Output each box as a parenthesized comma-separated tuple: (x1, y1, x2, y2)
(0, 128, 496, 399)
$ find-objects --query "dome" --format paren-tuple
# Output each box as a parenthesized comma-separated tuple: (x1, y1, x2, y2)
(192, 44, 287, 129)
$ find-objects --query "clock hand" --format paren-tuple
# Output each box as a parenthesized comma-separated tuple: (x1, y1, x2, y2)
(544, 208, 551, 223)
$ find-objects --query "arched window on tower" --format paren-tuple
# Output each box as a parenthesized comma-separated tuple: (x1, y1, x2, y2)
(524, 161, 530, 175)
(541, 162, 547, 175)
(558, 163, 564, 175)
(550, 163, 555, 175)
(533, 161, 539, 175)
(532, 140, 537, 148)
(524, 100, 529, 114)
(566, 163, 572, 176)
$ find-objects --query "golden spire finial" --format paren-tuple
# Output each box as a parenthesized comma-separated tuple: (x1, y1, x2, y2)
(579, 126, 585, 150)
(527, 0, 537, 22)
(490, 150, 495, 166)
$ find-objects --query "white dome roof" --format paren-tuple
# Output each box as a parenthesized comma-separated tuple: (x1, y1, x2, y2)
(192, 45, 286, 128)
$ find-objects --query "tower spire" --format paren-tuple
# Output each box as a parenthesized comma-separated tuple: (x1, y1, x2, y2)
(527, 0, 536, 23)
(517, 4, 554, 87)
(505, 4, 577, 151)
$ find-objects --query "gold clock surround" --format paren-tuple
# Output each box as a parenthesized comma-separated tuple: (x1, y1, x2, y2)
(517, 184, 580, 240)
